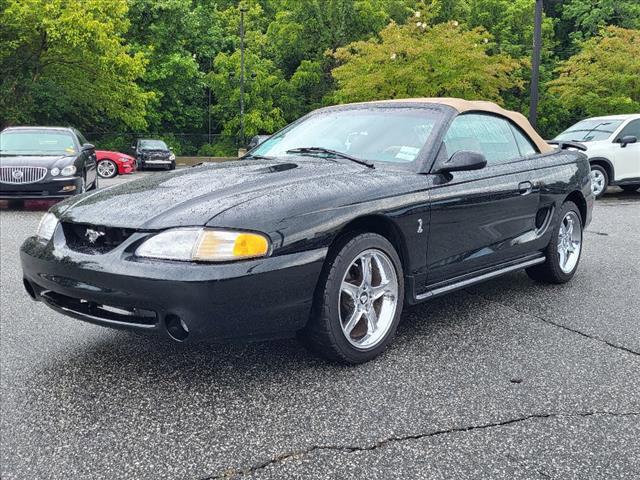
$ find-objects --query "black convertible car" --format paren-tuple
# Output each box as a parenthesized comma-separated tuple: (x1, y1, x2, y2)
(1, 126, 99, 199)
(20, 99, 593, 363)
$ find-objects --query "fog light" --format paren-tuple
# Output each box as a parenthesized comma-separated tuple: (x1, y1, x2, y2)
(62, 185, 76, 192)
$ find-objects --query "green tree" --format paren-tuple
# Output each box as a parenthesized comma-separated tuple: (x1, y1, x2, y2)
(0, 0, 151, 130)
(330, 21, 522, 104)
(548, 26, 640, 118)
(562, 0, 640, 44)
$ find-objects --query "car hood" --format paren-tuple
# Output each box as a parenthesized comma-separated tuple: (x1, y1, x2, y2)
(0, 154, 77, 168)
(54, 158, 369, 229)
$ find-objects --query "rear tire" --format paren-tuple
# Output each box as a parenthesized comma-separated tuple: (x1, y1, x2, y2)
(620, 185, 639, 193)
(590, 165, 608, 199)
(526, 201, 583, 284)
(301, 232, 404, 364)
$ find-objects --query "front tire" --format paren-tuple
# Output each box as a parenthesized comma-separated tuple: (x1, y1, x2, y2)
(526, 201, 583, 284)
(97, 160, 118, 178)
(590, 165, 608, 199)
(301, 233, 404, 364)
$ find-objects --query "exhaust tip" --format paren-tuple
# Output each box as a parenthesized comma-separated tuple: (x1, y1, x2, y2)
(165, 314, 189, 342)
(23, 279, 37, 300)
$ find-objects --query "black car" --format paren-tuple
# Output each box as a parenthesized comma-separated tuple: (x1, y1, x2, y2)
(132, 138, 176, 170)
(20, 99, 593, 363)
(0, 127, 98, 199)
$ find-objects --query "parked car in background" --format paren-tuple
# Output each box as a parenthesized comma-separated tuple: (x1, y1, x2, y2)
(0, 126, 98, 199)
(96, 150, 136, 178)
(247, 135, 271, 150)
(554, 114, 640, 198)
(132, 139, 176, 170)
(21, 99, 593, 364)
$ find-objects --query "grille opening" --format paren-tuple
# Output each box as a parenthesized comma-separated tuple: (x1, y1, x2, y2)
(41, 290, 157, 326)
(61, 222, 136, 254)
(0, 166, 47, 184)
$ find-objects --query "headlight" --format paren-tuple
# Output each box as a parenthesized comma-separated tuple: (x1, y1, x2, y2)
(50, 167, 60, 176)
(36, 213, 59, 241)
(169, 153, 176, 161)
(135, 228, 270, 262)
(120, 157, 130, 163)
(61, 165, 77, 176)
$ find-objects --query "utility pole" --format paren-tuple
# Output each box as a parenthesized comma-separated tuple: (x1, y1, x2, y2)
(529, 0, 543, 128)
(208, 57, 212, 144)
(239, 5, 247, 149)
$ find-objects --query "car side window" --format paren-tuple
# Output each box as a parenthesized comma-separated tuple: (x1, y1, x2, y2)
(444, 114, 522, 164)
(510, 125, 538, 157)
(73, 129, 88, 146)
(616, 119, 640, 141)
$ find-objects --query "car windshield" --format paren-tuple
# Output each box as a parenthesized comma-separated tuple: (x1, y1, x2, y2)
(0, 130, 77, 155)
(139, 139, 168, 150)
(554, 119, 623, 142)
(252, 107, 443, 165)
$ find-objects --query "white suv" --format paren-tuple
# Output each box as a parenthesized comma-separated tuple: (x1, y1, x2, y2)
(554, 114, 640, 198)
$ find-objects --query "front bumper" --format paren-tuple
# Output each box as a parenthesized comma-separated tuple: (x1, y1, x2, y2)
(0, 177, 83, 199)
(119, 162, 135, 174)
(20, 230, 326, 342)
(141, 159, 173, 167)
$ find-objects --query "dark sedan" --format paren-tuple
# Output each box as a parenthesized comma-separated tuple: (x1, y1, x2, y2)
(132, 138, 176, 170)
(20, 99, 593, 363)
(0, 127, 98, 199)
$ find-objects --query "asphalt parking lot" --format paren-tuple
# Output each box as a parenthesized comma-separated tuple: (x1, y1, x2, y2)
(1, 171, 639, 479)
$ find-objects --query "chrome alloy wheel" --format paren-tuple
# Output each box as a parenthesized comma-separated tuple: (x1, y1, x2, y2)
(97, 161, 117, 178)
(557, 211, 582, 274)
(339, 249, 399, 349)
(590, 168, 606, 196)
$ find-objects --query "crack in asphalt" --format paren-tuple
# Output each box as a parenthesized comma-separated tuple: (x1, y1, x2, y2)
(202, 411, 639, 479)
(468, 291, 640, 357)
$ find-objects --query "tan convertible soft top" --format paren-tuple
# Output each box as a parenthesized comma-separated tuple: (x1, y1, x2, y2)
(358, 97, 554, 153)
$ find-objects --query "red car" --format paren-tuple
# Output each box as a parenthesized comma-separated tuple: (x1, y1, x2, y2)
(95, 150, 136, 178)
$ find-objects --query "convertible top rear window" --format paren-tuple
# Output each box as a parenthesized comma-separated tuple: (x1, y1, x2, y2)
(253, 107, 444, 165)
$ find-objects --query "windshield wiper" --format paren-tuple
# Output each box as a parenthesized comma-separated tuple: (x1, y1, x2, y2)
(286, 147, 374, 169)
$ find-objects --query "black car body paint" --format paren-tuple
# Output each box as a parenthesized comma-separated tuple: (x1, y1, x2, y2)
(20, 101, 593, 342)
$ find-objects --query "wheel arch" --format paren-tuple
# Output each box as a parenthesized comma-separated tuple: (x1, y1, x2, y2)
(564, 190, 587, 225)
(589, 157, 614, 183)
(329, 215, 409, 275)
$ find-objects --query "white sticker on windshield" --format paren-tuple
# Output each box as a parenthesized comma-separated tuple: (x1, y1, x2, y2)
(395, 146, 420, 161)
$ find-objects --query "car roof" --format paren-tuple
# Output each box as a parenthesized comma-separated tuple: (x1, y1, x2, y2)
(581, 114, 640, 122)
(2, 126, 74, 133)
(337, 97, 554, 153)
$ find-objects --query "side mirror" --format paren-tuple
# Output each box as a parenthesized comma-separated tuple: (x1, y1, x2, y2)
(81, 143, 95, 151)
(131, 145, 137, 151)
(436, 150, 487, 173)
(619, 135, 637, 148)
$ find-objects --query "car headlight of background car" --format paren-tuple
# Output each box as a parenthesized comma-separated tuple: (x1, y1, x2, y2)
(135, 228, 270, 262)
(169, 153, 176, 161)
(61, 165, 77, 176)
(36, 213, 59, 241)
(50, 167, 60, 176)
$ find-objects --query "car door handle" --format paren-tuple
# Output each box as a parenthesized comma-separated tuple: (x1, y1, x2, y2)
(518, 181, 533, 195)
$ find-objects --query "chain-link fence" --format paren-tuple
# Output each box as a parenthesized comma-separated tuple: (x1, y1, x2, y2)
(85, 132, 239, 157)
